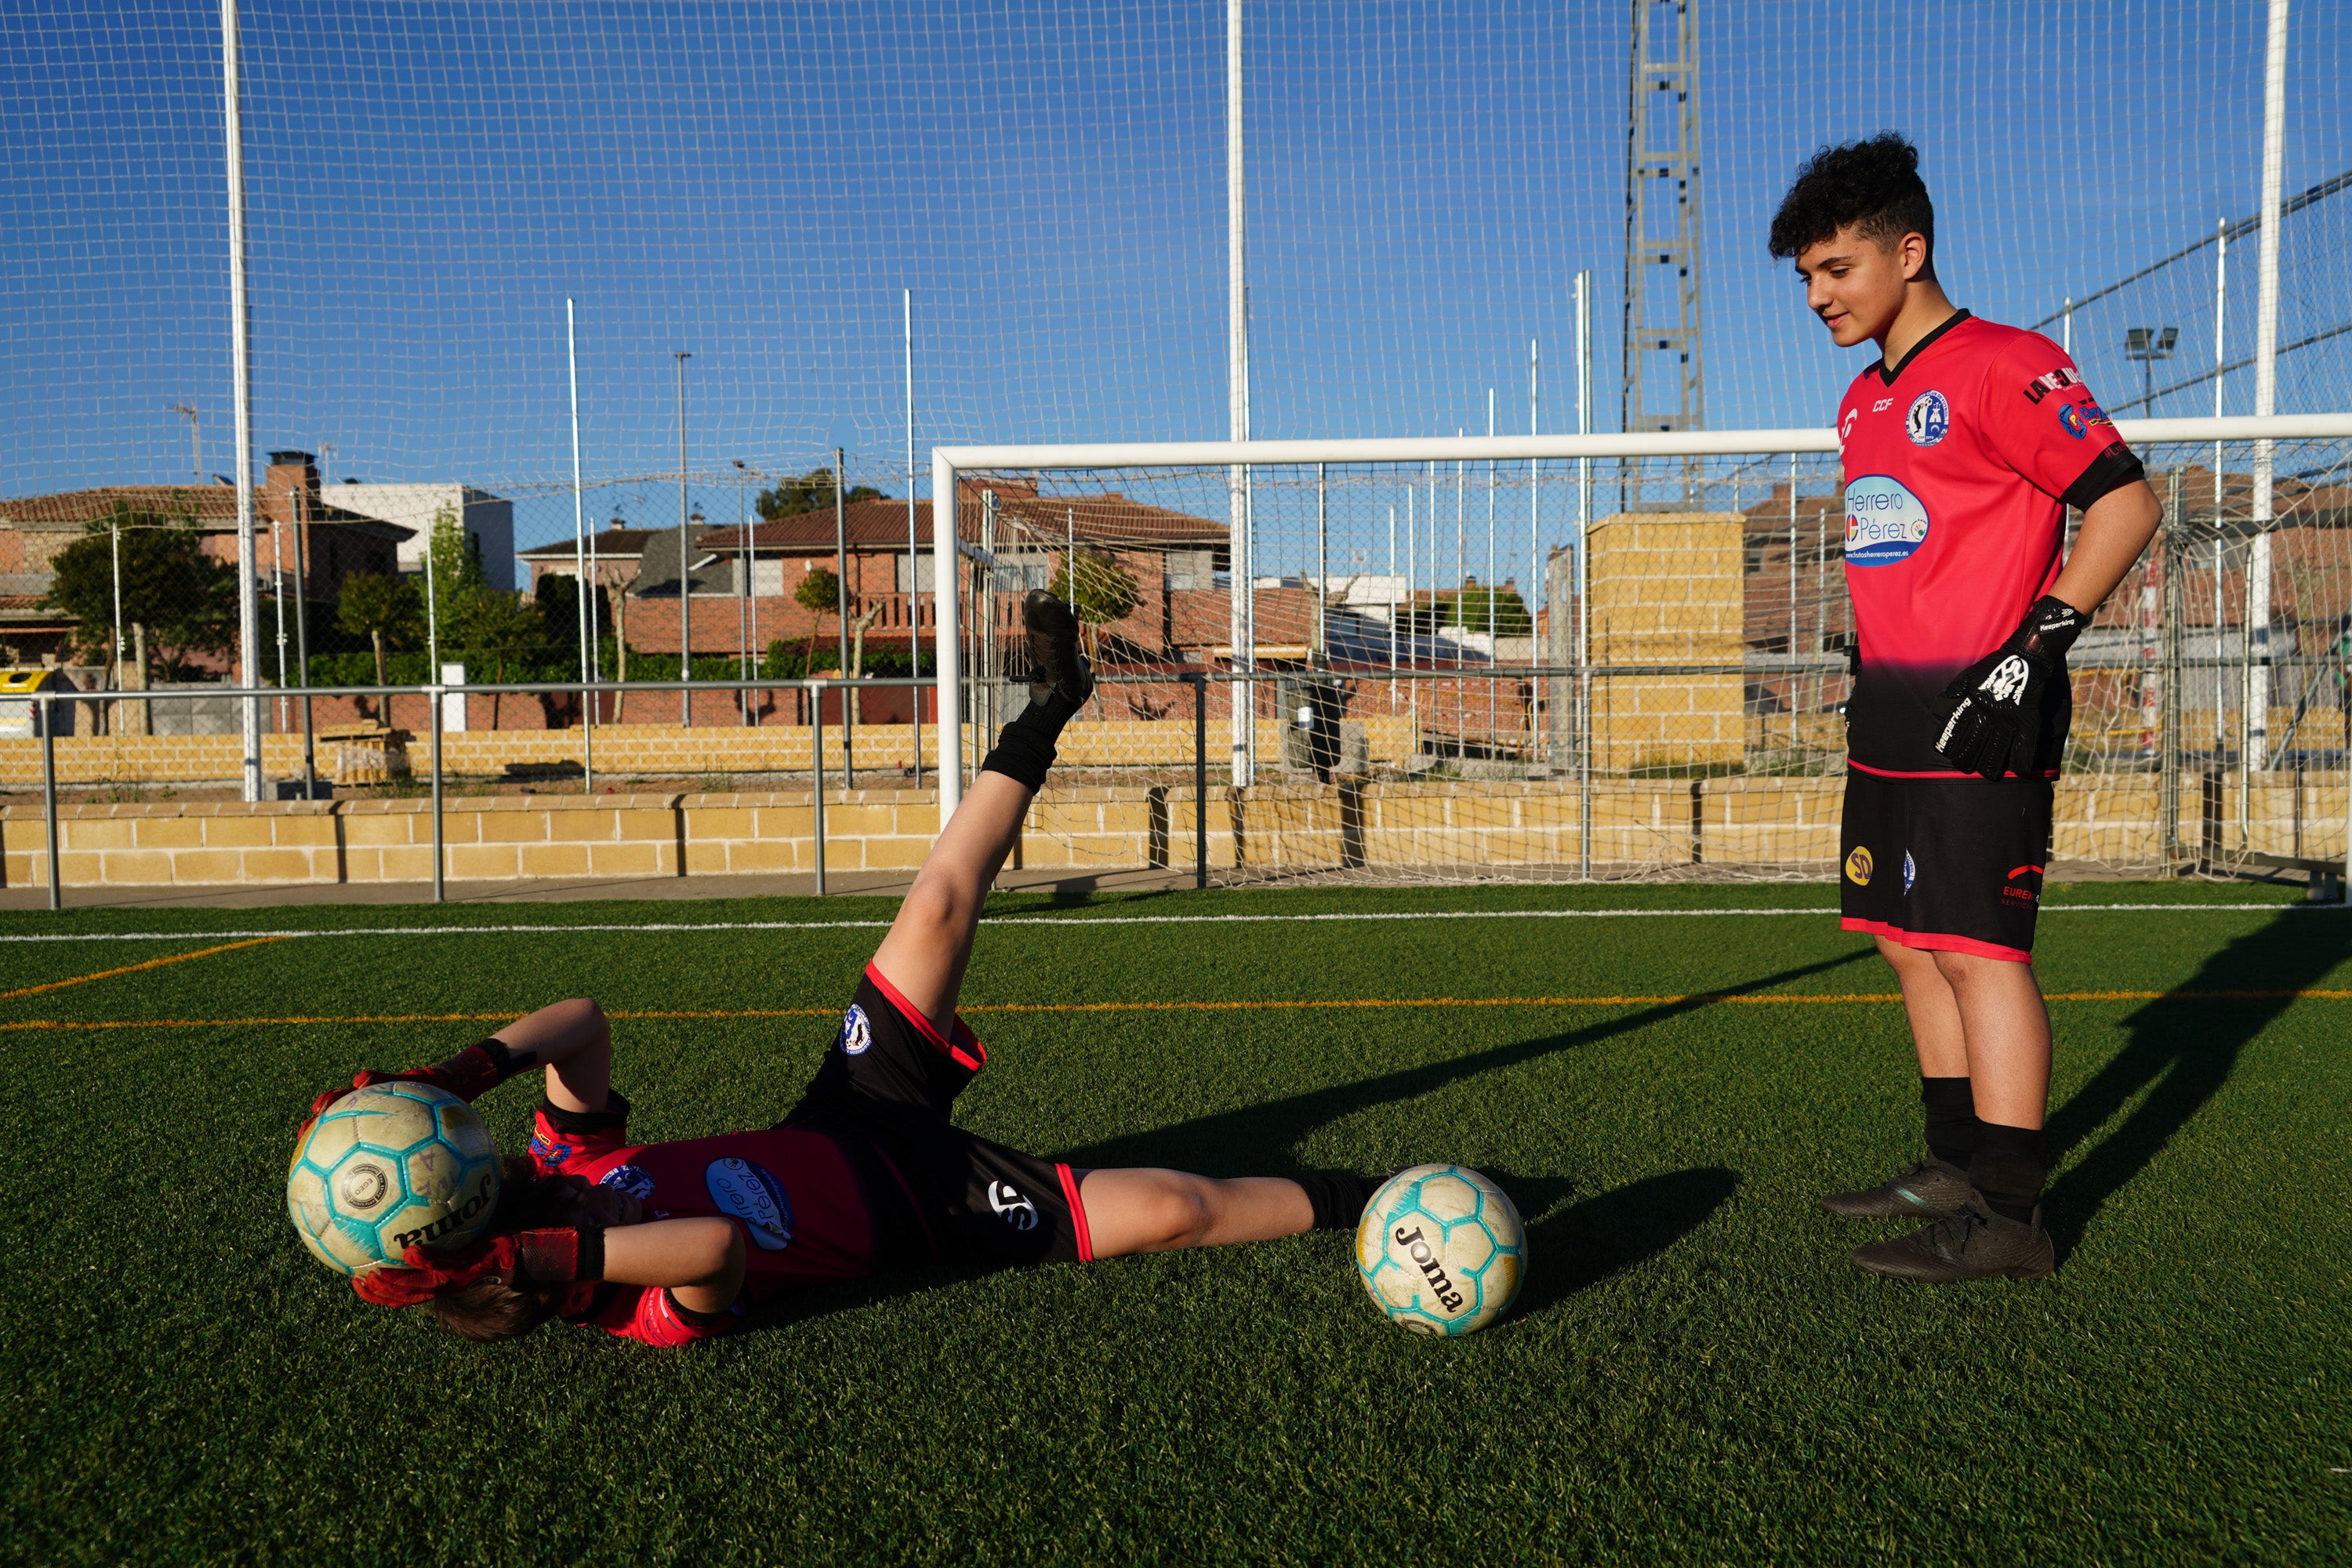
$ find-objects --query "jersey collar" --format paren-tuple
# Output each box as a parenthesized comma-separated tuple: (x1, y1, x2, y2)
(1869, 308, 1973, 386)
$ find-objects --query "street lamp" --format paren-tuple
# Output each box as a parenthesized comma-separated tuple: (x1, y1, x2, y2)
(2125, 325, 2180, 412)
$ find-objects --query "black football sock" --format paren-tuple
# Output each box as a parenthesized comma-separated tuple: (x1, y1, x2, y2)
(978, 691, 1086, 792)
(1969, 1121, 2048, 1225)
(1293, 1173, 1381, 1233)
(1921, 1076, 1976, 1169)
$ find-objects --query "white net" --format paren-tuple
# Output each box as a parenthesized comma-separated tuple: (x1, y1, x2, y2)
(2, 2, 2349, 885)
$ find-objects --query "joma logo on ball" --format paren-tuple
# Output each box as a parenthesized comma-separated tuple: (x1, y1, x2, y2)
(1393, 1225, 1467, 1313)
(392, 1174, 495, 1250)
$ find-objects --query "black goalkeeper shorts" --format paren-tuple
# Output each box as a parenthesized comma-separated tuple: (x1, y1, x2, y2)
(781, 966, 1095, 1268)
(1839, 769, 2053, 963)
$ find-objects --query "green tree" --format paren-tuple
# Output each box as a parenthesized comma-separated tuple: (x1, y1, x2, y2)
(1046, 550, 1142, 655)
(423, 506, 484, 655)
(1442, 578, 1532, 639)
(756, 466, 885, 521)
(795, 564, 841, 667)
(446, 587, 546, 729)
(39, 504, 237, 679)
(334, 572, 425, 694)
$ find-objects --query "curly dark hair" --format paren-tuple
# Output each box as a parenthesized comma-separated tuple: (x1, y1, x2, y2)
(1766, 133, 1934, 265)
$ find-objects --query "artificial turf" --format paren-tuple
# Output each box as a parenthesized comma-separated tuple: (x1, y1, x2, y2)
(1, 881, 2346, 1563)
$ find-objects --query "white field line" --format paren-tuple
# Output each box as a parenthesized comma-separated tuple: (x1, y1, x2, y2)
(0, 902, 2331, 944)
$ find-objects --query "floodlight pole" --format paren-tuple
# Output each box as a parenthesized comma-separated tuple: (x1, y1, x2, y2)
(837, 445, 853, 786)
(2246, 0, 2290, 773)
(568, 302, 589, 685)
(222, 0, 261, 803)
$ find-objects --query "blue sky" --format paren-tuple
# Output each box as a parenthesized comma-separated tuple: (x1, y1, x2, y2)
(2, 0, 2347, 563)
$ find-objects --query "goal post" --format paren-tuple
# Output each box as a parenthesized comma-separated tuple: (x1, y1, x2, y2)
(931, 412, 2352, 825)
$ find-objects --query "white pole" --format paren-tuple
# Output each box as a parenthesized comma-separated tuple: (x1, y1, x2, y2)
(1387, 503, 1397, 679)
(1315, 464, 1327, 666)
(222, 0, 260, 801)
(109, 517, 123, 699)
(1225, 0, 1253, 789)
(2060, 296, 2072, 355)
(2213, 218, 2229, 745)
(933, 447, 963, 817)
(906, 289, 923, 787)
(1528, 339, 1539, 655)
(271, 516, 286, 734)
(568, 300, 589, 687)
(2247, 0, 2289, 773)
(675, 350, 692, 727)
(1406, 488, 1417, 669)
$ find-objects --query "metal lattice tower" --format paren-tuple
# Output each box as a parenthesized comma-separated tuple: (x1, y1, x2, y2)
(1621, 0, 1705, 479)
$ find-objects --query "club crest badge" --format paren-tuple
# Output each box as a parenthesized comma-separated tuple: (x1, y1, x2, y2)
(598, 1164, 657, 1201)
(1903, 851, 1918, 894)
(840, 1003, 873, 1056)
(1905, 390, 1949, 446)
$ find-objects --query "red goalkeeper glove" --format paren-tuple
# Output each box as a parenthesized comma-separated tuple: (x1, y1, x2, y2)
(1928, 594, 2085, 779)
(302, 1037, 539, 1129)
(350, 1226, 604, 1308)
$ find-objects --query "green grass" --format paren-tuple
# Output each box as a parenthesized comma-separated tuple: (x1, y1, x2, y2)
(2, 881, 2347, 1563)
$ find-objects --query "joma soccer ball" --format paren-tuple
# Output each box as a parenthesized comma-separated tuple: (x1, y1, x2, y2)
(286, 1083, 501, 1276)
(1356, 1164, 1524, 1336)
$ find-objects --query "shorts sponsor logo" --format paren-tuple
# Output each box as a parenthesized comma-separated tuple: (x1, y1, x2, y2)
(1844, 475, 1930, 567)
(988, 1180, 1040, 1232)
(840, 1004, 873, 1057)
(2022, 366, 2084, 405)
(2056, 398, 2113, 439)
(706, 1157, 796, 1251)
(598, 1164, 657, 1201)
(1845, 846, 1874, 886)
(1903, 851, 1918, 894)
(2002, 862, 2045, 906)
(1905, 390, 1950, 446)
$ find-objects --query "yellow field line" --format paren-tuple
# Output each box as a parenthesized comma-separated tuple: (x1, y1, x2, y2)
(2, 985, 2348, 1033)
(0, 938, 288, 1004)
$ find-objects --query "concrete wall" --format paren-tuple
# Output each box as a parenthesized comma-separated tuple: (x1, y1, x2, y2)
(1584, 511, 1747, 771)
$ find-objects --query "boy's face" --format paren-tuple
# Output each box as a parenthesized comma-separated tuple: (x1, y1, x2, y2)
(1791, 226, 1928, 349)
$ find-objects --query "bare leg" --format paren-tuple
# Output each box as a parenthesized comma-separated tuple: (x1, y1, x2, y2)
(1877, 936, 1969, 1078)
(869, 771, 1035, 1036)
(1930, 949, 2052, 1129)
(1077, 1168, 1316, 1258)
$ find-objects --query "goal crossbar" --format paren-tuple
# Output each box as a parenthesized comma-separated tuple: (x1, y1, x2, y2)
(927, 412, 2352, 812)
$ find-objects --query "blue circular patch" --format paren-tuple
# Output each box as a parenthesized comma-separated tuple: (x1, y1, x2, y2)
(1906, 390, 1950, 446)
(1844, 475, 1932, 567)
(840, 1004, 873, 1056)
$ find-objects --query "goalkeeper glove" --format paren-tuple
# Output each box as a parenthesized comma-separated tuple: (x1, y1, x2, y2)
(303, 1037, 539, 1127)
(350, 1226, 604, 1308)
(1929, 594, 2085, 779)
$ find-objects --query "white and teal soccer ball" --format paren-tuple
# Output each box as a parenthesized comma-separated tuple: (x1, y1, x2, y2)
(1356, 1164, 1525, 1336)
(286, 1083, 501, 1276)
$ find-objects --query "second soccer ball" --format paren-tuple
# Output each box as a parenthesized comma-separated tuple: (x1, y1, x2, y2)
(1355, 1164, 1524, 1336)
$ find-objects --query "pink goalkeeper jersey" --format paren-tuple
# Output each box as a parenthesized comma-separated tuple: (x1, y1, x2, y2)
(1836, 310, 2143, 776)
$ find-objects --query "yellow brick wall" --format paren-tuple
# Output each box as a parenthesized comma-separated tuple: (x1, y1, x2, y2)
(5, 774, 2337, 889)
(1585, 511, 1746, 771)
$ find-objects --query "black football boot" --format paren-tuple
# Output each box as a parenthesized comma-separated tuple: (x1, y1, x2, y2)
(1024, 589, 1093, 708)
(1848, 1194, 2056, 1283)
(1818, 1156, 1972, 1220)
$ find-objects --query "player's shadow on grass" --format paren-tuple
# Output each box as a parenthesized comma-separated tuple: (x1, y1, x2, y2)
(2043, 905, 2350, 1257)
(1510, 1167, 1740, 1315)
(1057, 946, 1877, 1178)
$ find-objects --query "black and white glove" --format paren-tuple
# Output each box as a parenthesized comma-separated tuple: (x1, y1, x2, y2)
(1929, 595, 2085, 779)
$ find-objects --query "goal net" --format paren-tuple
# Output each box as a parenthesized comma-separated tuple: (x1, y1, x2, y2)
(932, 419, 2352, 887)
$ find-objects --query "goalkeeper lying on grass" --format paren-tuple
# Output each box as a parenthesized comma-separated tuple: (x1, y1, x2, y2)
(303, 592, 1385, 1345)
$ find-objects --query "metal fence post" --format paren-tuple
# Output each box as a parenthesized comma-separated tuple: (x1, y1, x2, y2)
(810, 680, 827, 896)
(41, 691, 62, 910)
(1193, 672, 1209, 889)
(428, 682, 445, 903)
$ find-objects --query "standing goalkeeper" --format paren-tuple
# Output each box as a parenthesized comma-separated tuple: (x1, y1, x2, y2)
(1769, 136, 2160, 1282)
